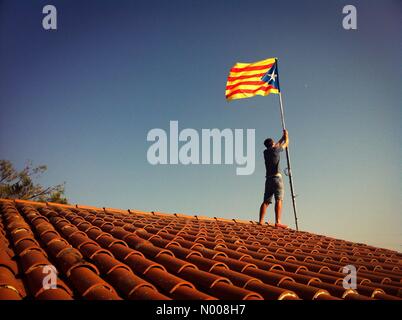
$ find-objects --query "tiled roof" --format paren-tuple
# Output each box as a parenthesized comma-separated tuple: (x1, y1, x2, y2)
(0, 199, 401, 300)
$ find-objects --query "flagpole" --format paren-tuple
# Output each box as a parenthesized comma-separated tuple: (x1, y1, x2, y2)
(277, 93, 299, 231)
(275, 60, 299, 231)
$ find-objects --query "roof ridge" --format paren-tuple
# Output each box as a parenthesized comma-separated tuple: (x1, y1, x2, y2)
(2, 199, 291, 231)
(0, 198, 258, 226)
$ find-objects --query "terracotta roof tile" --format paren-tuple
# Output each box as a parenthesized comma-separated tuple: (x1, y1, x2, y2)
(24, 266, 73, 298)
(168, 284, 215, 300)
(0, 199, 400, 300)
(0, 287, 24, 300)
(244, 280, 299, 300)
(206, 281, 264, 300)
(69, 266, 121, 299)
(0, 251, 19, 276)
(0, 267, 26, 298)
(35, 288, 73, 300)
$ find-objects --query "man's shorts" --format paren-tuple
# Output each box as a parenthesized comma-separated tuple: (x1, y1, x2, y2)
(263, 175, 284, 204)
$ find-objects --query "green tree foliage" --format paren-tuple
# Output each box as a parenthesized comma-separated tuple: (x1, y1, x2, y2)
(0, 160, 68, 204)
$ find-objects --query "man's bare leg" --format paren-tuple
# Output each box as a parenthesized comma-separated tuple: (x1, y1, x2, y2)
(275, 200, 288, 228)
(274, 200, 282, 224)
(259, 201, 269, 224)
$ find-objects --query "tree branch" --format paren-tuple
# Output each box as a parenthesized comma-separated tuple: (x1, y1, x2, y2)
(26, 186, 54, 200)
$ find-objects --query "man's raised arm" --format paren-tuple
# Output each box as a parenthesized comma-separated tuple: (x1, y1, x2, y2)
(274, 130, 289, 149)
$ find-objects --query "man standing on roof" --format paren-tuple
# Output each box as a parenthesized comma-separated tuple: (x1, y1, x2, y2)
(259, 129, 289, 228)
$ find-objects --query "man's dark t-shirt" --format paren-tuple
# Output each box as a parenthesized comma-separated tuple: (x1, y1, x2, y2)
(264, 146, 283, 177)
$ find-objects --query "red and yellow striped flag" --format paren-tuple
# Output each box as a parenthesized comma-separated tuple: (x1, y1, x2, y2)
(225, 57, 280, 101)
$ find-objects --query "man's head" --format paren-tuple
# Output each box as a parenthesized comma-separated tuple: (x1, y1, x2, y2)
(264, 138, 274, 149)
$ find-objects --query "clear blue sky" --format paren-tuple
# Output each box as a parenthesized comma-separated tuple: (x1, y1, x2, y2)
(0, 0, 401, 251)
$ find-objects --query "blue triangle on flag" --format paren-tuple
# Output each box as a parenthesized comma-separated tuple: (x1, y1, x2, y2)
(261, 62, 280, 92)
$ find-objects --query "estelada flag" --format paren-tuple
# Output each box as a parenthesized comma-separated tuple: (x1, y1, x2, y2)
(225, 57, 280, 100)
